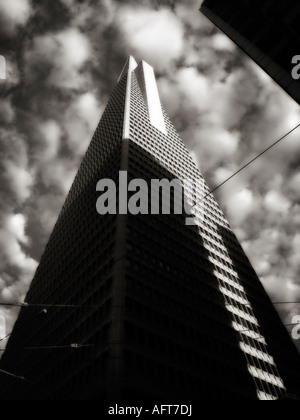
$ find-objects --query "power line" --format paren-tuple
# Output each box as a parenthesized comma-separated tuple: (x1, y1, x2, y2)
(272, 301, 300, 305)
(0, 302, 103, 308)
(193, 123, 300, 207)
(1, 300, 300, 310)
(1, 321, 298, 351)
(0, 331, 14, 344)
(0, 368, 26, 381)
(0, 254, 127, 310)
(0, 301, 69, 344)
(0, 343, 94, 352)
(0, 301, 127, 309)
(0, 302, 124, 344)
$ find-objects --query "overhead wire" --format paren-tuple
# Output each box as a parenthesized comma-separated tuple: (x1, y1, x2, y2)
(0, 302, 104, 308)
(0, 368, 26, 381)
(0, 300, 300, 310)
(272, 301, 300, 305)
(192, 123, 300, 207)
(0, 253, 128, 343)
(0, 344, 95, 352)
(0, 331, 14, 344)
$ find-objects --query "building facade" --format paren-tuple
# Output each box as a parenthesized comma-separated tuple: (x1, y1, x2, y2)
(0, 57, 300, 400)
(201, 0, 300, 105)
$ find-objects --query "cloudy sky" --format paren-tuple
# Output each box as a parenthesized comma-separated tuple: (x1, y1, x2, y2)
(0, 0, 300, 352)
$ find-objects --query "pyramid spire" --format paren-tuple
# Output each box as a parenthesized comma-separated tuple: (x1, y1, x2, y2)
(120, 56, 167, 137)
(122, 56, 138, 140)
(135, 60, 167, 134)
(118, 56, 138, 83)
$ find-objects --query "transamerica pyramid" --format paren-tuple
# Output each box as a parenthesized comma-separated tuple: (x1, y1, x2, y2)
(0, 57, 300, 400)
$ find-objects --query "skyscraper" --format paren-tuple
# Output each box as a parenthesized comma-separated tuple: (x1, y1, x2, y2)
(0, 57, 300, 401)
(200, 0, 300, 105)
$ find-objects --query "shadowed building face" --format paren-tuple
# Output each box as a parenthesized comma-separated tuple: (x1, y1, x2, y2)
(0, 57, 300, 400)
(200, 0, 300, 105)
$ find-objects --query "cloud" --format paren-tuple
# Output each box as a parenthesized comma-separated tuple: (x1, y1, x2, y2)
(2, 157, 33, 204)
(175, 0, 213, 31)
(41, 158, 76, 194)
(288, 171, 300, 199)
(2, 160, 34, 204)
(59, 0, 75, 8)
(175, 67, 210, 111)
(73, 92, 102, 126)
(25, 28, 91, 88)
(0, 213, 38, 331)
(211, 33, 236, 52)
(264, 190, 291, 214)
(64, 92, 102, 156)
(6, 214, 29, 245)
(0, 214, 37, 272)
(192, 127, 240, 172)
(225, 188, 255, 225)
(0, 98, 15, 124)
(27, 192, 66, 239)
(55, 28, 91, 68)
(37, 120, 61, 161)
(0, 0, 32, 35)
(119, 7, 185, 71)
